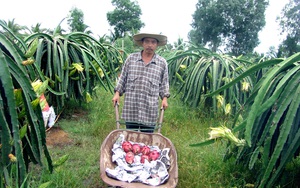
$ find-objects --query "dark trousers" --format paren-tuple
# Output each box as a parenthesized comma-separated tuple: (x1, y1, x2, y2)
(126, 122, 155, 133)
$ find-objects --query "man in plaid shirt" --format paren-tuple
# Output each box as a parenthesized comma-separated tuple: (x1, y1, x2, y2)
(112, 33, 170, 133)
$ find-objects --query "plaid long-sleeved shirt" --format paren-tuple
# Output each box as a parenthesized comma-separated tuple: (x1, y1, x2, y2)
(115, 51, 170, 124)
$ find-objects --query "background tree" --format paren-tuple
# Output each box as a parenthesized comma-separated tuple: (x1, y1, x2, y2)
(49, 18, 67, 35)
(67, 7, 91, 34)
(277, 0, 300, 57)
(266, 46, 279, 58)
(0, 19, 26, 38)
(107, 0, 144, 40)
(190, 0, 268, 55)
(114, 34, 135, 54)
(28, 23, 49, 34)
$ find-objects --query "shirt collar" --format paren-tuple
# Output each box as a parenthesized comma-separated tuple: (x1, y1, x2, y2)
(139, 50, 157, 64)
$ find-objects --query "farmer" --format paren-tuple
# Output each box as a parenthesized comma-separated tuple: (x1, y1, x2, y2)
(112, 33, 170, 133)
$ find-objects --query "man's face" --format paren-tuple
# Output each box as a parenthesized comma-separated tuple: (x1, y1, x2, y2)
(142, 37, 158, 53)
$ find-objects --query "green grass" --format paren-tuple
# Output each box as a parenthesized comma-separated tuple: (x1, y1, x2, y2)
(28, 87, 252, 188)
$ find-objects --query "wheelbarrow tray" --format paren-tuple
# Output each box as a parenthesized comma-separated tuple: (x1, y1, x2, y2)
(100, 129, 178, 188)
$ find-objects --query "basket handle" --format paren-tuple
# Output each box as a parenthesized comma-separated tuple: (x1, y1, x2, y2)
(114, 104, 165, 132)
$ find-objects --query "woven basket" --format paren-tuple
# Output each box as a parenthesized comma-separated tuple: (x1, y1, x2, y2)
(100, 129, 178, 188)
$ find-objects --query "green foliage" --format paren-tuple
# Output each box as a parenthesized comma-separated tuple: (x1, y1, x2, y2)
(277, 0, 300, 57)
(0, 19, 27, 38)
(113, 34, 135, 54)
(107, 0, 144, 39)
(28, 23, 49, 34)
(219, 53, 300, 188)
(278, 35, 300, 57)
(67, 7, 90, 34)
(167, 46, 253, 116)
(191, 0, 268, 55)
(233, 53, 300, 187)
(22, 31, 121, 112)
(184, 53, 300, 187)
(0, 26, 52, 187)
(166, 41, 300, 186)
(0, 20, 122, 187)
(1, 12, 300, 188)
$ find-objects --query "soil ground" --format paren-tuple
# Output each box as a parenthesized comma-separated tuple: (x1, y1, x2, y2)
(45, 108, 87, 147)
(46, 126, 73, 147)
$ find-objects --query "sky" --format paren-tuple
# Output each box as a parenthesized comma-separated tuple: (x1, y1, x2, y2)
(0, 0, 289, 54)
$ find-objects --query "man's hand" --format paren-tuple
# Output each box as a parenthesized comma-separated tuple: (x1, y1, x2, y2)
(112, 92, 120, 106)
(161, 97, 168, 110)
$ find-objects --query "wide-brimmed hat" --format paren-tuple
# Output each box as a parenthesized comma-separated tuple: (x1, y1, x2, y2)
(133, 33, 167, 46)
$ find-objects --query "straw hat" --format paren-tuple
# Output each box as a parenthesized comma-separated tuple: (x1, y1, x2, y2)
(133, 33, 167, 46)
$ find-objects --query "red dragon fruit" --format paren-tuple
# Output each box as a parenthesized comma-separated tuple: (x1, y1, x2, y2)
(132, 144, 141, 155)
(140, 154, 150, 164)
(149, 150, 160, 161)
(141, 145, 150, 155)
(125, 151, 135, 164)
(122, 141, 132, 153)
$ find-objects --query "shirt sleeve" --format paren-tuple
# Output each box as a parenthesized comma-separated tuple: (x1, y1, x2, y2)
(114, 56, 130, 96)
(159, 60, 170, 99)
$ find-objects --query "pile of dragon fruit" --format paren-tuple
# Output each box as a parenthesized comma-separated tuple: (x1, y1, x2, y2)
(105, 134, 171, 186)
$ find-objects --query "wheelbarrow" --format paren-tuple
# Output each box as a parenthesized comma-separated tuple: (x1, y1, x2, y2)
(99, 105, 178, 188)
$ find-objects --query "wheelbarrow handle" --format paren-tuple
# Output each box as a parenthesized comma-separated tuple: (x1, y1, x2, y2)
(157, 107, 164, 133)
(114, 104, 165, 133)
(114, 103, 120, 129)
